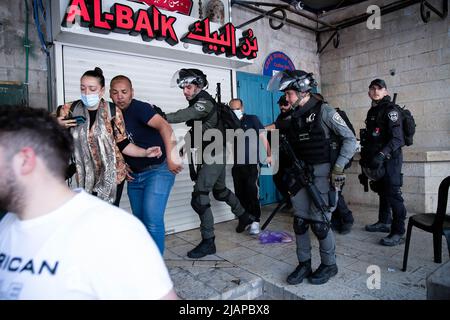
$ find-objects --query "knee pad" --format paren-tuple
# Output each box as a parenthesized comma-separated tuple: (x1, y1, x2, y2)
(212, 188, 231, 202)
(293, 217, 309, 235)
(191, 191, 210, 216)
(311, 222, 330, 240)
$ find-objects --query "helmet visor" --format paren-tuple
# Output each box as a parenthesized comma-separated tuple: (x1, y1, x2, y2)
(267, 71, 283, 92)
(170, 70, 198, 88)
(267, 71, 292, 92)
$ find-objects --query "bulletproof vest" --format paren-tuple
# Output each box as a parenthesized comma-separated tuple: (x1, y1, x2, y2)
(361, 96, 393, 160)
(289, 99, 337, 165)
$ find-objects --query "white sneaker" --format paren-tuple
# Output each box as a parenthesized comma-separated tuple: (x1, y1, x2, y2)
(249, 222, 260, 235)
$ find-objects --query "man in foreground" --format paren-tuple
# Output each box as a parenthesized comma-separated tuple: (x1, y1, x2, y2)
(0, 106, 177, 300)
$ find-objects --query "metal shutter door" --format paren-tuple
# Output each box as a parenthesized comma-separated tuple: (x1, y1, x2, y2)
(61, 45, 236, 234)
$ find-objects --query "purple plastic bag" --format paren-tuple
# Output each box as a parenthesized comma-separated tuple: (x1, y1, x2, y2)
(258, 230, 293, 244)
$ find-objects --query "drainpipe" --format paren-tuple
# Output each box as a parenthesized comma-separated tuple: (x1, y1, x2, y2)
(45, 0, 53, 112)
(24, 0, 30, 107)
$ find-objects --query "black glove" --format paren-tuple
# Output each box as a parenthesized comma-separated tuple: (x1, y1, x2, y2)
(358, 173, 367, 186)
(369, 152, 386, 169)
(152, 105, 167, 120)
(369, 180, 381, 193)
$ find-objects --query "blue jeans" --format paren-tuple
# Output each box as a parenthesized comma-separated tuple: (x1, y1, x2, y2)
(127, 161, 175, 255)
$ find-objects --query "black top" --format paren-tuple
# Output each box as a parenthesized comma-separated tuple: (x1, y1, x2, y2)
(120, 99, 166, 171)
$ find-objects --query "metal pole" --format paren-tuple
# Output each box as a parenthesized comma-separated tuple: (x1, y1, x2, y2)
(234, 2, 317, 32)
(232, 0, 337, 29)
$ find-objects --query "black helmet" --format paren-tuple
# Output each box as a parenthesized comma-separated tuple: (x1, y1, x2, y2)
(267, 70, 317, 93)
(170, 68, 208, 89)
(362, 166, 385, 181)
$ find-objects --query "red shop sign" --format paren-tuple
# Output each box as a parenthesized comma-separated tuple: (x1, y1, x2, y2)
(128, 0, 193, 16)
(62, 0, 258, 60)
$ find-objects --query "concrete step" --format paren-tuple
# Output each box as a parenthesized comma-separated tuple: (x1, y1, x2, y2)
(426, 260, 450, 300)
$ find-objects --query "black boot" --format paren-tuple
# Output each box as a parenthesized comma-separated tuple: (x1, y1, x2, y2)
(380, 233, 404, 246)
(309, 263, 338, 285)
(187, 237, 216, 259)
(236, 212, 255, 233)
(340, 222, 353, 235)
(365, 222, 390, 233)
(286, 260, 312, 285)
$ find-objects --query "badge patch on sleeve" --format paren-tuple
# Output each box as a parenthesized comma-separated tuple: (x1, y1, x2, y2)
(388, 110, 399, 122)
(195, 102, 206, 112)
(332, 112, 347, 126)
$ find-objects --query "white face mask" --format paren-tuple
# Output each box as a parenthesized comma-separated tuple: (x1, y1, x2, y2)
(233, 109, 243, 119)
(81, 93, 100, 107)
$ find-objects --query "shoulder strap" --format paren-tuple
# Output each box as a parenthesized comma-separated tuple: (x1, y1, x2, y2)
(69, 100, 81, 116)
(56, 100, 80, 117)
(377, 101, 399, 125)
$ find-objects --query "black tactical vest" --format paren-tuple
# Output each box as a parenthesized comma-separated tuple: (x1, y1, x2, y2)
(289, 100, 339, 165)
(361, 97, 392, 161)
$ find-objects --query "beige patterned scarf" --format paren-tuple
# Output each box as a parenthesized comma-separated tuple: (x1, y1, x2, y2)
(70, 100, 117, 203)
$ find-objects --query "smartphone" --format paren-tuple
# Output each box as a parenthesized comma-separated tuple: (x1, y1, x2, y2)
(66, 115, 86, 125)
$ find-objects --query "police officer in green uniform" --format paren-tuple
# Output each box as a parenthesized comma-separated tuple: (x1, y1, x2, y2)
(268, 70, 357, 285)
(164, 69, 254, 259)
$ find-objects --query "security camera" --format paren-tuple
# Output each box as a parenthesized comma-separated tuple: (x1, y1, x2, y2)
(389, 69, 396, 76)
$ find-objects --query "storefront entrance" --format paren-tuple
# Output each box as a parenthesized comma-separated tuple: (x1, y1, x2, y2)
(236, 71, 282, 205)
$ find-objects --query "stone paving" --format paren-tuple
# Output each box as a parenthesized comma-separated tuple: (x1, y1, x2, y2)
(164, 204, 449, 300)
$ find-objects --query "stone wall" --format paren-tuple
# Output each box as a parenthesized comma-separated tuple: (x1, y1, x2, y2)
(232, 3, 321, 81)
(320, 0, 450, 150)
(319, 0, 450, 213)
(0, 0, 48, 109)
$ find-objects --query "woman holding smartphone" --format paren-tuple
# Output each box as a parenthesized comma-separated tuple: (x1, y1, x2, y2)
(56, 67, 161, 206)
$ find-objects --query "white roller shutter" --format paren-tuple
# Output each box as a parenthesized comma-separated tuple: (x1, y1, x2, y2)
(61, 45, 236, 234)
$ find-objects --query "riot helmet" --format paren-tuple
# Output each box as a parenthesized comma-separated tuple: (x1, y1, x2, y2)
(267, 70, 317, 93)
(170, 68, 208, 89)
(362, 166, 385, 181)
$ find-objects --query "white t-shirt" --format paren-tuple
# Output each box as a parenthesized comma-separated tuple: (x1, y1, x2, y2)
(0, 190, 173, 300)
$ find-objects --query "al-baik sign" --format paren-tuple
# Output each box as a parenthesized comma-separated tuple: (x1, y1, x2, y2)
(63, 0, 258, 59)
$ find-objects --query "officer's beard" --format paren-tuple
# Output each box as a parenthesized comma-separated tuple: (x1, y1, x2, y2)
(295, 91, 310, 108)
(185, 87, 202, 101)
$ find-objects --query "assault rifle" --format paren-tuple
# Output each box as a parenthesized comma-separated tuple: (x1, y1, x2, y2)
(358, 128, 369, 192)
(262, 135, 332, 229)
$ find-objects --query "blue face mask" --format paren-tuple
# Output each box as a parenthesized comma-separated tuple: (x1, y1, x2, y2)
(233, 109, 243, 119)
(80, 94, 100, 107)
